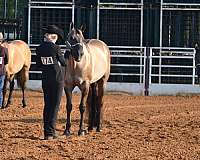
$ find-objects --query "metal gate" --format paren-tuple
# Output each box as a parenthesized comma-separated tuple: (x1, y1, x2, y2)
(29, 46, 147, 95)
(97, 0, 143, 46)
(28, 45, 200, 95)
(150, 47, 195, 85)
(27, 1, 74, 45)
(161, 1, 200, 47)
(147, 47, 199, 95)
(26, 0, 200, 95)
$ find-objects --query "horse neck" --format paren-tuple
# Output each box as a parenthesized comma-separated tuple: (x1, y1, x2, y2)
(66, 54, 75, 70)
(78, 43, 91, 67)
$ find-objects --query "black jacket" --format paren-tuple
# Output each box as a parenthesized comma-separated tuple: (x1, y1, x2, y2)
(36, 41, 66, 82)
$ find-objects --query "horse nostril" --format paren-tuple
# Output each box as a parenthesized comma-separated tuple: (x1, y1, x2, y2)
(77, 58, 81, 62)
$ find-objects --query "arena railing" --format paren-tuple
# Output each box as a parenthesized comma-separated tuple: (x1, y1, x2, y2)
(29, 45, 199, 95)
(149, 47, 196, 85)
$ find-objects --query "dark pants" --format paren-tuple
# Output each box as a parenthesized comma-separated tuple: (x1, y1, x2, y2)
(0, 75, 5, 106)
(42, 80, 64, 137)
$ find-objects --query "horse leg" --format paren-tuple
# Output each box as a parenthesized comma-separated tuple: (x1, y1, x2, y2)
(1, 75, 8, 109)
(64, 88, 73, 136)
(87, 84, 93, 131)
(6, 79, 15, 108)
(16, 67, 28, 107)
(21, 85, 26, 107)
(78, 82, 90, 136)
(96, 80, 105, 132)
(88, 83, 97, 131)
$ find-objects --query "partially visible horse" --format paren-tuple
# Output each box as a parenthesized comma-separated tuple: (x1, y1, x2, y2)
(64, 23, 110, 136)
(0, 40, 31, 108)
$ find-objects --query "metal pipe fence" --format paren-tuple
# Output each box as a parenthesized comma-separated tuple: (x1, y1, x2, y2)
(97, 0, 143, 47)
(149, 47, 196, 85)
(9, 0, 200, 94)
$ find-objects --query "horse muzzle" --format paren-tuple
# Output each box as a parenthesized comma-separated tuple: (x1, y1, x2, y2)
(76, 58, 81, 62)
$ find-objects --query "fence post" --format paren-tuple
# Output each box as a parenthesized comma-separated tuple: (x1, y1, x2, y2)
(144, 47, 150, 96)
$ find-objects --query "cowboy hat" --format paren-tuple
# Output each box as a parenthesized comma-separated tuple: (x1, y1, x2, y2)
(42, 25, 64, 40)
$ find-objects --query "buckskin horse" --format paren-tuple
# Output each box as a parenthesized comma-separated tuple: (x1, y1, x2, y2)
(0, 40, 31, 108)
(64, 23, 110, 136)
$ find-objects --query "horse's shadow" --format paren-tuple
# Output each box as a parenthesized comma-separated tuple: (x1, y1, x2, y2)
(2, 117, 112, 140)
(2, 117, 42, 123)
(9, 135, 40, 140)
(2, 117, 111, 128)
(2, 117, 111, 126)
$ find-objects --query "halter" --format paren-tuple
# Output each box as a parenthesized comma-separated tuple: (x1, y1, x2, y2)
(65, 40, 84, 61)
(65, 40, 83, 50)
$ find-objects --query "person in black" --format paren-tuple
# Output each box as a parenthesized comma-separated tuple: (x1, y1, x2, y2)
(195, 43, 200, 85)
(35, 25, 66, 140)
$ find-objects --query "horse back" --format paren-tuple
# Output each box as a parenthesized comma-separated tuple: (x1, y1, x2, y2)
(5, 40, 31, 74)
(86, 39, 110, 83)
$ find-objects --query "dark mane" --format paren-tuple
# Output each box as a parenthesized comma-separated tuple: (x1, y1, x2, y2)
(84, 39, 90, 44)
(64, 49, 71, 59)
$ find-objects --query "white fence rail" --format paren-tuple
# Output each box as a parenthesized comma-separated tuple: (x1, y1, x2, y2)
(28, 46, 200, 95)
(150, 47, 196, 85)
(147, 47, 200, 95)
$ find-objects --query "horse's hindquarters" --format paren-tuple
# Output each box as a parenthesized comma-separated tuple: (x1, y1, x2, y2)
(6, 40, 31, 74)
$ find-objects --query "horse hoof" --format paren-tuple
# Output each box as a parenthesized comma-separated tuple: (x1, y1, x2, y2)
(22, 102, 27, 108)
(88, 127, 93, 132)
(5, 104, 10, 108)
(63, 130, 71, 136)
(78, 130, 87, 136)
(1, 105, 8, 109)
(0, 106, 5, 109)
(8, 101, 12, 105)
(96, 128, 102, 132)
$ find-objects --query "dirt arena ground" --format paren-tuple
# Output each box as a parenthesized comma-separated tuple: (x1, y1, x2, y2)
(0, 90, 200, 160)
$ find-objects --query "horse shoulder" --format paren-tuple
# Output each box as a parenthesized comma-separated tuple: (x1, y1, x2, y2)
(87, 39, 110, 62)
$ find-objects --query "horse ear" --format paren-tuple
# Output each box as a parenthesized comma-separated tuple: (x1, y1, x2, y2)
(69, 22, 74, 31)
(79, 24, 86, 33)
(75, 29, 81, 35)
